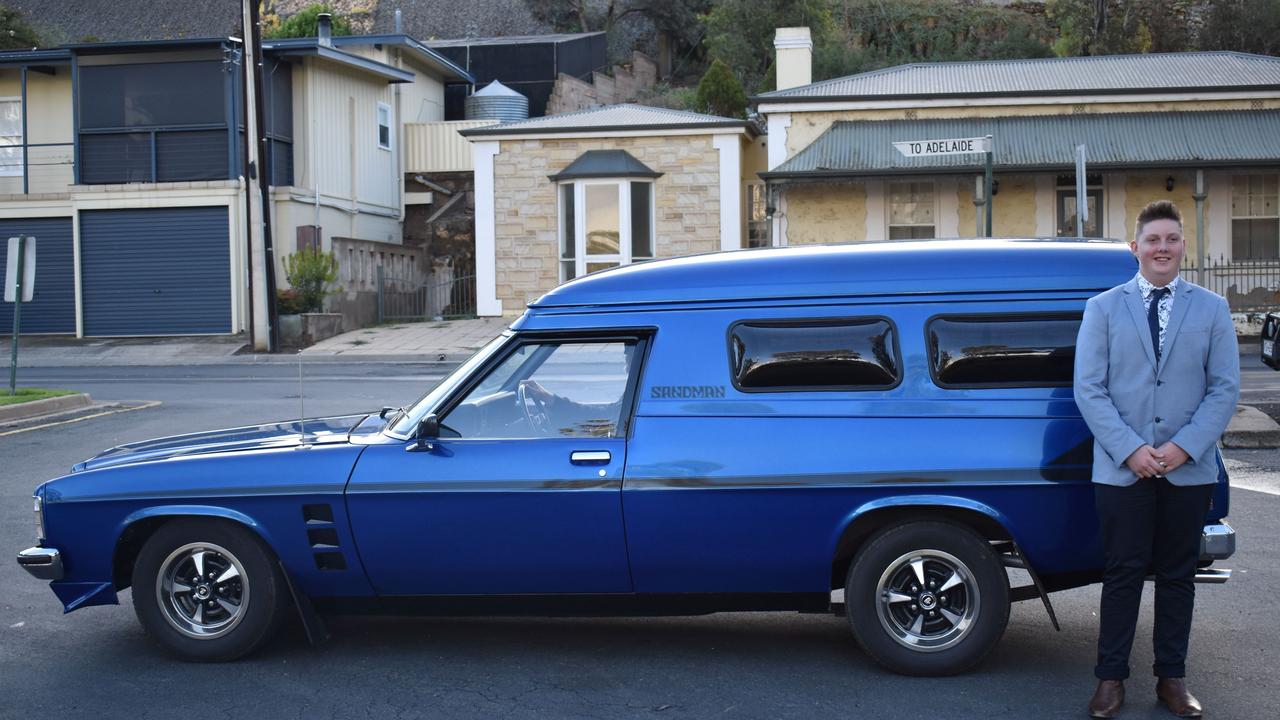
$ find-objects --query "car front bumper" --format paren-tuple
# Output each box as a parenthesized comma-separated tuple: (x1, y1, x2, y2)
(17, 547, 63, 581)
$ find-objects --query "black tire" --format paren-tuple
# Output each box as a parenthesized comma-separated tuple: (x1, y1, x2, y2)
(845, 520, 1010, 676)
(131, 518, 288, 662)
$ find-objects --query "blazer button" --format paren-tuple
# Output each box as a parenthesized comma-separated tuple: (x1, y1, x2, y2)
(1155, 417, 1163, 423)
(1157, 380, 1164, 386)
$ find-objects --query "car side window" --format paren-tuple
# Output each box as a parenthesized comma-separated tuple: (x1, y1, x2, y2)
(729, 318, 900, 391)
(927, 313, 1082, 388)
(441, 341, 636, 440)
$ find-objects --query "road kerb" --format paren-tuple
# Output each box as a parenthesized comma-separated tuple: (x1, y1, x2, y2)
(0, 393, 92, 423)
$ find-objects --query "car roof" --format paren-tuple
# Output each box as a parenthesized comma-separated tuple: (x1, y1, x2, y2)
(528, 238, 1138, 310)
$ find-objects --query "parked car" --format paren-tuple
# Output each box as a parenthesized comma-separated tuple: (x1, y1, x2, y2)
(17, 239, 1236, 675)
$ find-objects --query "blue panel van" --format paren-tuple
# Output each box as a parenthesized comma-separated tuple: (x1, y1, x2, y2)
(18, 238, 1235, 675)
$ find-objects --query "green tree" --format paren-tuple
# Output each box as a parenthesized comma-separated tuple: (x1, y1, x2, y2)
(815, 0, 1052, 80)
(695, 58, 747, 117)
(705, 0, 836, 93)
(263, 3, 354, 40)
(283, 247, 339, 314)
(0, 4, 43, 50)
(1199, 0, 1280, 56)
(1045, 0, 1193, 56)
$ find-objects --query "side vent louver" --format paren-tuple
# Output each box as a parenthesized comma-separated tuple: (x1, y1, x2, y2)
(301, 503, 346, 571)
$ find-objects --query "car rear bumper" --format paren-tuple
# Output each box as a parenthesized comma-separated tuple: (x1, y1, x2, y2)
(17, 547, 63, 581)
(1194, 522, 1235, 584)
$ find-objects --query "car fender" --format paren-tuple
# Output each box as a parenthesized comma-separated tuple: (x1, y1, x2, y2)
(830, 494, 1020, 570)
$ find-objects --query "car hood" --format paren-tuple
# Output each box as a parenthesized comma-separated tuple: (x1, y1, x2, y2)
(72, 414, 378, 472)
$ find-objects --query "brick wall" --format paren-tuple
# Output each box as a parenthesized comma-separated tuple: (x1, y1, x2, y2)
(492, 135, 722, 310)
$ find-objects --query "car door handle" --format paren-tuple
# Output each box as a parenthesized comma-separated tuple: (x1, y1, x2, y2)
(570, 450, 611, 465)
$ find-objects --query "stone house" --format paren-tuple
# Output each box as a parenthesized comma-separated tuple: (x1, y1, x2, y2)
(463, 105, 765, 315)
(754, 29, 1280, 310)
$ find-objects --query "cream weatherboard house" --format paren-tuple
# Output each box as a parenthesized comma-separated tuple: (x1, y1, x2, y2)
(0, 29, 471, 343)
(754, 30, 1280, 307)
(463, 104, 765, 315)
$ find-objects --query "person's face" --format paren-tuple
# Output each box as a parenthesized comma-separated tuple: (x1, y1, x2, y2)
(1130, 217, 1184, 286)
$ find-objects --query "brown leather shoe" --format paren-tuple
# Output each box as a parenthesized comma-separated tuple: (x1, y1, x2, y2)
(1088, 679, 1125, 718)
(1156, 678, 1203, 718)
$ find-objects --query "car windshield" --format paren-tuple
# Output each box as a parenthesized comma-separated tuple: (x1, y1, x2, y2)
(386, 334, 511, 437)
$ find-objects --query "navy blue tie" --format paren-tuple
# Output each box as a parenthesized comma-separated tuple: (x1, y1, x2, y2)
(1148, 287, 1169, 362)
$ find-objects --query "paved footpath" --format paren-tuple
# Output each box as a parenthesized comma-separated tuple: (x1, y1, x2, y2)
(301, 317, 508, 362)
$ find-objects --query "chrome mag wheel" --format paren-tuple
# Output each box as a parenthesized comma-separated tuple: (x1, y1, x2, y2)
(876, 548, 980, 652)
(155, 542, 249, 640)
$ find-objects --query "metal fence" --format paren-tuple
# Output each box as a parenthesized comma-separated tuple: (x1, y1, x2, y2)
(1181, 256, 1280, 312)
(377, 267, 477, 323)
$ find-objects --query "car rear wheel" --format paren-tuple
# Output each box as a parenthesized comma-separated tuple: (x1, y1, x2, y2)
(845, 520, 1010, 676)
(131, 519, 287, 662)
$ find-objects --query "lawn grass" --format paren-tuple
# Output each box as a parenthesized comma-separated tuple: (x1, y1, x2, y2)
(0, 388, 77, 406)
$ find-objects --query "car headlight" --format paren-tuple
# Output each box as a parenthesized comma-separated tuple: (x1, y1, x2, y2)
(34, 495, 45, 544)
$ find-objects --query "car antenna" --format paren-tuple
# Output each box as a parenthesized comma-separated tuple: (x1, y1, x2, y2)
(298, 349, 311, 445)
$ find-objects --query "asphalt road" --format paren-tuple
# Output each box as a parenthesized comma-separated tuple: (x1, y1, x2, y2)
(1, 362, 1277, 719)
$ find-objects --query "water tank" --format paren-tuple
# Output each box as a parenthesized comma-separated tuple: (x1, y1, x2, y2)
(464, 80, 529, 123)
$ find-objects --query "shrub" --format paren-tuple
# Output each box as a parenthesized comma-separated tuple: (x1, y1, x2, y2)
(276, 288, 304, 315)
(695, 59, 748, 119)
(263, 3, 354, 40)
(283, 247, 339, 313)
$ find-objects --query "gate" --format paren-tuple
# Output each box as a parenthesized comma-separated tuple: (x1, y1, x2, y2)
(377, 267, 477, 322)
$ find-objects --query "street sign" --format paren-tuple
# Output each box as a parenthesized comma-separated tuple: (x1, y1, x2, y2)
(5, 235, 35, 303)
(892, 136, 991, 157)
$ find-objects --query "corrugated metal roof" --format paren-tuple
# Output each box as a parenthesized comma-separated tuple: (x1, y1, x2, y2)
(425, 32, 605, 48)
(756, 52, 1280, 102)
(764, 110, 1280, 179)
(460, 103, 755, 136)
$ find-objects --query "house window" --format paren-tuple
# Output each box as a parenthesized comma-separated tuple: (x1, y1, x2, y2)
(376, 103, 392, 150)
(1232, 175, 1279, 260)
(0, 98, 22, 178)
(559, 180, 654, 282)
(1056, 174, 1104, 237)
(887, 182, 935, 239)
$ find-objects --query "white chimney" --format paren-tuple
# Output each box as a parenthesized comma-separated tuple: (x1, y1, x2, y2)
(774, 27, 812, 91)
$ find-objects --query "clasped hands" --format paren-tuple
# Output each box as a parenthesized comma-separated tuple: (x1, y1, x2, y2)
(1124, 442, 1190, 479)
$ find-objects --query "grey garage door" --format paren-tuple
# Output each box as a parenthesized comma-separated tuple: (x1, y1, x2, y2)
(80, 207, 232, 336)
(0, 217, 75, 334)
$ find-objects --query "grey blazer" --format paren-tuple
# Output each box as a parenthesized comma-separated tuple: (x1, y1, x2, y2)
(1073, 277, 1240, 486)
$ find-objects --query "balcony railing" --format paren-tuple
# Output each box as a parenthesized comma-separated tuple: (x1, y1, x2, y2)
(0, 143, 75, 195)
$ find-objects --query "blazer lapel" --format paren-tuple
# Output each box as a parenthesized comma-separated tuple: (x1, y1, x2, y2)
(1157, 281, 1196, 377)
(1122, 279, 1158, 371)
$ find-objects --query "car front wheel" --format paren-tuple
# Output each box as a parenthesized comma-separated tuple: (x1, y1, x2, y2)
(131, 519, 287, 662)
(845, 520, 1010, 676)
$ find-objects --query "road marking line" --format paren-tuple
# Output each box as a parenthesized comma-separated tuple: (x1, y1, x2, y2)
(0, 401, 162, 437)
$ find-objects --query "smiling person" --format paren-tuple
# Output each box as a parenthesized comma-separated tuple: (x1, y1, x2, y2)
(1073, 200, 1240, 718)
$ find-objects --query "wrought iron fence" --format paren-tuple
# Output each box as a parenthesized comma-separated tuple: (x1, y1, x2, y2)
(377, 267, 477, 323)
(1182, 256, 1280, 312)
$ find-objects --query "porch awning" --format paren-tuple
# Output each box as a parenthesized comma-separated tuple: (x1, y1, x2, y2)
(762, 110, 1280, 181)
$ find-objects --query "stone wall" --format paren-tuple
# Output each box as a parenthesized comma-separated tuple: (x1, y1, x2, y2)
(785, 183, 867, 245)
(546, 52, 659, 115)
(492, 135, 722, 310)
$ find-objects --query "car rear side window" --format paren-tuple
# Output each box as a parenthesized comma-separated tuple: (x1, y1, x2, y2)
(729, 318, 900, 391)
(927, 313, 1082, 388)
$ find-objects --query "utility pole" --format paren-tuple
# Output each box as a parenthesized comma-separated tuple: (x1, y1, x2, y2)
(241, 0, 280, 351)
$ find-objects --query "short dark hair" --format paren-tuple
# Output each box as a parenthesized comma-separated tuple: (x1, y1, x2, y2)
(1134, 200, 1182, 240)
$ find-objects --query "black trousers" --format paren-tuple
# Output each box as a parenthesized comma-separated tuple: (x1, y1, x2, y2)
(1094, 477, 1214, 680)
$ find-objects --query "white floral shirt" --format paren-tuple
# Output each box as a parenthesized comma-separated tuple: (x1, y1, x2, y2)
(1136, 273, 1179, 353)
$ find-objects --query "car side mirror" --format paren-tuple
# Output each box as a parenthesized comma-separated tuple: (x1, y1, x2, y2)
(411, 414, 440, 452)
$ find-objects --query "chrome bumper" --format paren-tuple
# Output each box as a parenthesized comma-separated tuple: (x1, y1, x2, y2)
(1200, 522, 1235, 561)
(17, 547, 63, 581)
(1194, 522, 1235, 584)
